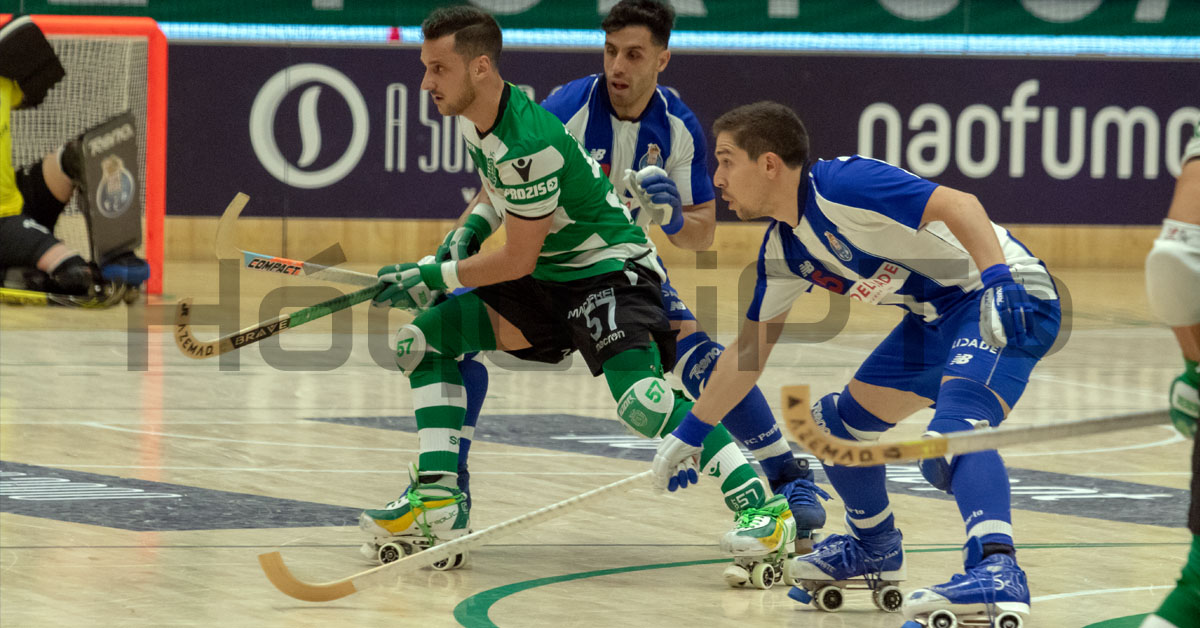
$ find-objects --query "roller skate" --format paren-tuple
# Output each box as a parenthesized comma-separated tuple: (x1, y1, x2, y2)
(358, 463, 471, 570)
(773, 458, 831, 554)
(901, 546, 1030, 628)
(785, 526, 905, 613)
(721, 494, 797, 590)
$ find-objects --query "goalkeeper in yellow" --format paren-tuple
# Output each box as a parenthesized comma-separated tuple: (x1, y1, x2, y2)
(1, 15, 99, 296)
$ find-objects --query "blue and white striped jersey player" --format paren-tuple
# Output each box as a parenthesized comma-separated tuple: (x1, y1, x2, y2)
(436, 0, 830, 576)
(651, 101, 1060, 625)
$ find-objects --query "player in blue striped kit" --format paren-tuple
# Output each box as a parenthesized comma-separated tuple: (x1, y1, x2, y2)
(651, 101, 1059, 626)
(433, 0, 830, 584)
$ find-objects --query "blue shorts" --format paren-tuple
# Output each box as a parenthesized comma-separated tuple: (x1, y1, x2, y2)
(658, 257, 695, 322)
(853, 291, 1061, 415)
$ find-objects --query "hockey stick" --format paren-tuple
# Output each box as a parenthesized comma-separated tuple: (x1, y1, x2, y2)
(174, 283, 381, 359)
(780, 385, 1170, 467)
(0, 284, 128, 309)
(258, 470, 652, 602)
(216, 193, 377, 287)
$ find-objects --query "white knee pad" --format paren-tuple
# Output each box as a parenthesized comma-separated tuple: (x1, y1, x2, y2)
(393, 324, 432, 374)
(616, 377, 675, 438)
(1146, 219, 1200, 327)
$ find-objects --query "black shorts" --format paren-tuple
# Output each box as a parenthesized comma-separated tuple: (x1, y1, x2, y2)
(16, 160, 67, 232)
(473, 261, 676, 376)
(0, 214, 59, 269)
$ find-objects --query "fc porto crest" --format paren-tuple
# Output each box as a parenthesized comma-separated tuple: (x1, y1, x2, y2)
(95, 154, 136, 218)
(637, 143, 662, 170)
(824, 231, 853, 262)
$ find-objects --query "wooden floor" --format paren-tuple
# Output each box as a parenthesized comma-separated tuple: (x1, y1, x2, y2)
(0, 261, 1189, 628)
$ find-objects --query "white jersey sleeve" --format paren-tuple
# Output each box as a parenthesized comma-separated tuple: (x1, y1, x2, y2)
(747, 222, 814, 322)
(1185, 121, 1200, 164)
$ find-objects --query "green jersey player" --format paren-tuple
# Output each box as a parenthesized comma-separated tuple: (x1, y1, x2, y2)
(358, 6, 793, 580)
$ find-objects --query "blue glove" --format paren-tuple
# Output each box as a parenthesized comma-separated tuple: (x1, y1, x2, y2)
(978, 264, 1040, 349)
(373, 261, 454, 310)
(624, 166, 684, 235)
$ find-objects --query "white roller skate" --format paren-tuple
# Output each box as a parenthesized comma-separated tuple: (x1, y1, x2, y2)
(358, 463, 471, 571)
(785, 526, 905, 613)
(901, 549, 1030, 628)
(721, 494, 797, 590)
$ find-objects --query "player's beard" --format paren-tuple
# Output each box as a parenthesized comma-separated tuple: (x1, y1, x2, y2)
(440, 77, 477, 116)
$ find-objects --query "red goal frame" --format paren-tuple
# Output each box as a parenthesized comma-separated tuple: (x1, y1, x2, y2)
(7, 15, 167, 295)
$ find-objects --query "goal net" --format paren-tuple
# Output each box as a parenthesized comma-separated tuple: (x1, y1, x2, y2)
(8, 15, 166, 294)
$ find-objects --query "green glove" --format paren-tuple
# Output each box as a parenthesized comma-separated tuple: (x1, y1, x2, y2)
(435, 206, 499, 262)
(373, 261, 458, 310)
(1170, 364, 1199, 438)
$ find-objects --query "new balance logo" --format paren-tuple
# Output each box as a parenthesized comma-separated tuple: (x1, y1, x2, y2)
(950, 353, 973, 365)
(590, 148, 607, 161)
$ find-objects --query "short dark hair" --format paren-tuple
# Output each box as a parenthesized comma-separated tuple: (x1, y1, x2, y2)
(422, 5, 502, 66)
(602, 0, 674, 48)
(713, 101, 810, 168)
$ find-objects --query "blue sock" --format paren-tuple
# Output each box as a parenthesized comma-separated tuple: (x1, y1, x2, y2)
(674, 331, 801, 488)
(816, 388, 896, 539)
(456, 354, 487, 506)
(928, 378, 1014, 550)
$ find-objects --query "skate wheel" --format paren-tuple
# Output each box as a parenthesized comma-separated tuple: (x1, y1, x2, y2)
(378, 542, 404, 564)
(928, 609, 958, 628)
(122, 286, 139, 304)
(432, 550, 468, 571)
(996, 612, 1023, 628)
(873, 584, 904, 613)
(750, 562, 776, 590)
(722, 564, 750, 588)
(813, 585, 843, 612)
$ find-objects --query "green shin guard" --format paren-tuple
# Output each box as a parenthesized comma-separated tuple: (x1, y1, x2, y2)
(1157, 534, 1200, 628)
(602, 347, 767, 514)
(403, 293, 498, 475)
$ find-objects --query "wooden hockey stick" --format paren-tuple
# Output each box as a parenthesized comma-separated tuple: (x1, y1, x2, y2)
(174, 283, 381, 359)
(258, 470, 652, 602)
(215, 192, 377, 287)
(780, 385, 1170, 467)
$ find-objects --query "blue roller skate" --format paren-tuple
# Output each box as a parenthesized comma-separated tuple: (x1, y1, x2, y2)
(785, 526, 905, 613)
(901, 541, 1030, 628)
(773, 458, 831, 554)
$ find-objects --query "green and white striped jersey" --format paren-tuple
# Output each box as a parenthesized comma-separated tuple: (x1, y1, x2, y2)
(462, 84, 659, 283)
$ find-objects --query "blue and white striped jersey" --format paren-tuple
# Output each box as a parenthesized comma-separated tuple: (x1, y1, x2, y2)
(540, 74, 715, 227)
(748, 156, 1056, 323)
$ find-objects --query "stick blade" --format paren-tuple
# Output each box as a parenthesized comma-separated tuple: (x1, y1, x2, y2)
(257, 552, 358, 602)
(780, 384, 811, 439)
(214, 193, 250, 259)
(173, 298, 219, 359)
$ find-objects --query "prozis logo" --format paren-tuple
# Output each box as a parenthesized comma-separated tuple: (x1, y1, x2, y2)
(858, 79, 1199, 181)
(249, 63, 369, 189)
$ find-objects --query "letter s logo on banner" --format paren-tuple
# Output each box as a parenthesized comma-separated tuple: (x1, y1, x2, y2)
(249, 63, 369, 189)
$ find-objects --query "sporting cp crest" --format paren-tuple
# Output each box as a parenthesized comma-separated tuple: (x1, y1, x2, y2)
(637, 143, 662, 170)
(824, 231, 853, 262)
(95, 154, 136, 218)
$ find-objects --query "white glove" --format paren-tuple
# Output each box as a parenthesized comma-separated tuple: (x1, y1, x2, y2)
(622, 166, 683, 235)
(651, 433, 702, 491)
